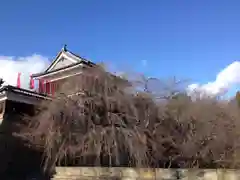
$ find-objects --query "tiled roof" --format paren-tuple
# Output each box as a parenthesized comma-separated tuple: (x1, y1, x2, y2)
(0, 85, 51, 100)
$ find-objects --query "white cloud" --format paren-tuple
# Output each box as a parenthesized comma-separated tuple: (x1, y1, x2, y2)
(187, 61, 240, 96)
(1, 53, 239, 98)
(0, 54, 50, 89)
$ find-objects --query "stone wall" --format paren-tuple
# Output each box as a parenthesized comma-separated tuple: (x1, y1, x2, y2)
(52, 167, 240, 180)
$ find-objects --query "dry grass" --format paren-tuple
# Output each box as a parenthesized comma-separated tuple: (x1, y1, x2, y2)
(18, 65, 240, 171)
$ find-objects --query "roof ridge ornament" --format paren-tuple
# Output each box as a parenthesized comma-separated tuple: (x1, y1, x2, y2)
(62, 44, 67, 52)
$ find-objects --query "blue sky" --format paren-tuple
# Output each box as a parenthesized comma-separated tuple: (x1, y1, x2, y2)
(0, 0, 240, 96)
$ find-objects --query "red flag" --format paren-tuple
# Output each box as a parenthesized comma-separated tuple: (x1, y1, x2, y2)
(17, 73, 21, 88)
(29, 75, 34, 89)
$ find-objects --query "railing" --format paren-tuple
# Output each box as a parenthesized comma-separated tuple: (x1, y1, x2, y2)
(38, 81, 59, 96)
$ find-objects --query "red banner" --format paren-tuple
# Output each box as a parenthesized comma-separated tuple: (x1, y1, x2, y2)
(17, 73, 21, 88)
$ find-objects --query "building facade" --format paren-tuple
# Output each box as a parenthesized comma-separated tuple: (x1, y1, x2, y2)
(0, 46, 99, 123)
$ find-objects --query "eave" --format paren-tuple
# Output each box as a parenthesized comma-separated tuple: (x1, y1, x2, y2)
(32, 60, 95, 79)
(0, 85, 51, 104)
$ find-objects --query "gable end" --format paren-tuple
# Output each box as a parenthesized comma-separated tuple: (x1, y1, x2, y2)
(45, 49, 81, 72)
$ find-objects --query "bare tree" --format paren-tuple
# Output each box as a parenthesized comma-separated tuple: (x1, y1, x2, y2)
(17, 65, 240, 171)
(20, 67, 151, 171)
